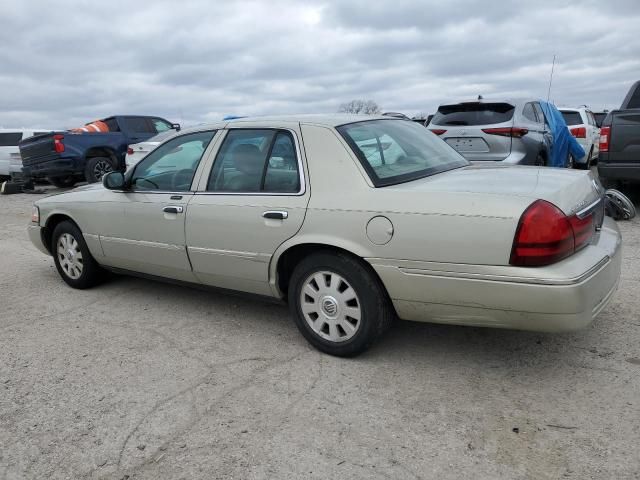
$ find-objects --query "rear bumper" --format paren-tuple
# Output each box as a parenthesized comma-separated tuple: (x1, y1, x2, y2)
(598, 162, 640, 181)
(368, 217, 622, 332)
(22, 157, 81, 179)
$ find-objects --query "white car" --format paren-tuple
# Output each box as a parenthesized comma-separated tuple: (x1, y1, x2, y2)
(125, 130, 177, 170)
(559, 108, 600, 168)
(0, 129, 53, 180)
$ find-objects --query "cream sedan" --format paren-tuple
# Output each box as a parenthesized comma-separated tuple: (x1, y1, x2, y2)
(28, 115, 622, 356)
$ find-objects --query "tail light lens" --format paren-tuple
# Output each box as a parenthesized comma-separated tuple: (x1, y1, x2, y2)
(430, 129, 447, 135)
(570, 127, 586, 138)
(599, 126, 610, 152)
(510, 200, 594, 267)
(482, 127, 528, 138)
(53, 134, 65, 153)
(127, 147, 134, 155)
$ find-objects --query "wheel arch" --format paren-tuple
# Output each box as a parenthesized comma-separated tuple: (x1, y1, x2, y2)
(42, 212, 82, 255)
(84, 147, 120, 168)
(271, 239, 388, 301)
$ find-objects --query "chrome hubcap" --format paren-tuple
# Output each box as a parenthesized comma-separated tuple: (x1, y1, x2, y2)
(57, 233, 83, 279)
(300, 271, 361, 343)
(94, 160, 113, 180)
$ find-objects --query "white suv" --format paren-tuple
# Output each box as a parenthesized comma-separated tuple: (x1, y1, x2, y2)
(559, 108, 600, 169)
(0, 129, 53, 181)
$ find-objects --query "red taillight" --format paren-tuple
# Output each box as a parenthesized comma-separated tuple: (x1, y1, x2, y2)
(53, 134, 65, 153)
(599, 126, 610, 152)
(510, 200, 594, 267)
(570, 126, 586, 138)
(482, 127, 528, 138)
(127, 147, 134, 155)
(430, 129, 447, 135)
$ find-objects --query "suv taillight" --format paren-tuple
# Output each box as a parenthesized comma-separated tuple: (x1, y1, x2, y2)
(482, 127, 528, 138)
(570, 127, 586, 138)
(53, 134, 65, 153)
(599, 126, 610, 152)
(510, 200, 594, 267)
(429, 129, 447, 135)
(127, 146, 134, 155)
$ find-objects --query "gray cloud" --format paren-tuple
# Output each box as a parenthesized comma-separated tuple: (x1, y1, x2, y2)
(1, 0, 639, 129)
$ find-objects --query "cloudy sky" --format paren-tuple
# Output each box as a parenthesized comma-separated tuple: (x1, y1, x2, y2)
(1, 0, 639, 128)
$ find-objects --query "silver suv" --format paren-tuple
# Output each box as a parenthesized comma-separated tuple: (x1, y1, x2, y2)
(429, 99, 553, 166)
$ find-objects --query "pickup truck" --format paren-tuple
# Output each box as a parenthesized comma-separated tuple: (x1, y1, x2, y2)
(18, 115, 178, 188)
(598, 81, 640, 185)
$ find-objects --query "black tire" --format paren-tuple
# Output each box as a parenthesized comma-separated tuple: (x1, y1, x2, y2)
(288, 251, 394, 357)
(51, 220, 105, 289)
(85, 156, 116, 183)
(47, 176, 77, 188)
(534, 154, 546, 167)
(575, 148, 593, 170)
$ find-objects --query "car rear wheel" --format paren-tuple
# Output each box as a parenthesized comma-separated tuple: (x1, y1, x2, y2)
(534, 154, 546, 167)
(288, 251, 394, 357)
(47, 176, 77, 188)
(51, 221, 105, 289)
(85, 156, 115, 183)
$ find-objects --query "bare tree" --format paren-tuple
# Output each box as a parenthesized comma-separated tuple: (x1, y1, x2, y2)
(338, 99, 382, 115)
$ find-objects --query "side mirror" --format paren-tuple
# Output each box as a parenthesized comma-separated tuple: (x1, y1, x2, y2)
(103, 171, 125, 190)
(172, 123, 181, 131)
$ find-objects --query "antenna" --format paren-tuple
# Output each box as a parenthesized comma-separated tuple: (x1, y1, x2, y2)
(546, 55, 556, 102)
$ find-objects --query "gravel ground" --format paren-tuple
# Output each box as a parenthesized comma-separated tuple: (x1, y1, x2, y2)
(0, 184, 639, 480)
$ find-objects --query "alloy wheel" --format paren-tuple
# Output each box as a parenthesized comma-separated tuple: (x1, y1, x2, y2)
(300, 271, 362, 343)
(93, 159, 113, 181)
(57, 233, 84, 279)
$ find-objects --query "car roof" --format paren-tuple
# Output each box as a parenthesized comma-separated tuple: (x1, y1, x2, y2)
(176, 114, 395, 134)
(437, 98, 536, 108)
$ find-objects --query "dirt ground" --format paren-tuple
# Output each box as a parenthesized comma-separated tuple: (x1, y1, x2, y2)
(1, 184, 639, 480)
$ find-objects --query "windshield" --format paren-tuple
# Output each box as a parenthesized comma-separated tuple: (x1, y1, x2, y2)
(337, 119, 469, 187)
(432, 102, 515, 126)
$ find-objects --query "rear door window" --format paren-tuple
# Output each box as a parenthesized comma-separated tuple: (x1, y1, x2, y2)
(431, 103, 515, 126)
(0, 132, 23, 146)
(522, 103, 537, 122)
(121, 117, 155, 133)
(560, 111, 582, 126)
(533, 103, 546, 125)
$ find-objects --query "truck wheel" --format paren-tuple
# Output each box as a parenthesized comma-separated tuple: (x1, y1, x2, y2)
(47, 176, 77, 188)
(51, 221, 105, 289)
(288, 251, 394, 357)
(85, 156, 115, 183)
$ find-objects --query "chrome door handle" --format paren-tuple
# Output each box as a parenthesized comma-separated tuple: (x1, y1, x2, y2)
(263, 211, 288, 220)
(163, 205, 184, 214)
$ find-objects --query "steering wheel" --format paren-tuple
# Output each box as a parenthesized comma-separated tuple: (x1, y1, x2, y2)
(172, 169, 194, 191)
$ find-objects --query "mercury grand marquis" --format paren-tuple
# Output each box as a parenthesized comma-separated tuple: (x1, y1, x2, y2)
(28, 115, 622, 356)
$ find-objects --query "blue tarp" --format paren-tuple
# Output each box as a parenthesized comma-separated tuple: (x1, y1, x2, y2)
(539, 100, 585, 168)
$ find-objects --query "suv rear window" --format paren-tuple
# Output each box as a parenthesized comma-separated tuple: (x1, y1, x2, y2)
(0, 132, 23, 146)
(560, 111, 582, 126)
(431, 103, 515, 126)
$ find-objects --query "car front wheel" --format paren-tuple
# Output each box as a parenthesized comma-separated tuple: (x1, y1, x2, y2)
(51, 221, 105, 288)
(288, 251, 394, 357)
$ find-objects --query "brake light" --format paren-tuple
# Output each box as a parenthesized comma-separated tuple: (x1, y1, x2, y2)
(430, 129, 447, 135)
(510, 200, 594, 267)
(570, 127, 586, 138)
(53, 134, 65, 153)
(599, 126, 610, 152)
(482, 127, 528, 138)
(127, 147, 134, 155)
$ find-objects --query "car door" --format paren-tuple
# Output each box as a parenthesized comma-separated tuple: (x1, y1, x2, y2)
(98, 130, 218, 281)
(186, 126, 309, 296)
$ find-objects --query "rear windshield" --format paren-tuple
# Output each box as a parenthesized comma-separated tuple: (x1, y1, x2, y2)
(0, 132, 23, 146)
(560, 111, 582, 126)
(337, 119, 469, 187)
(593, 113, 607, 128)
(431, 103, 514, 126)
